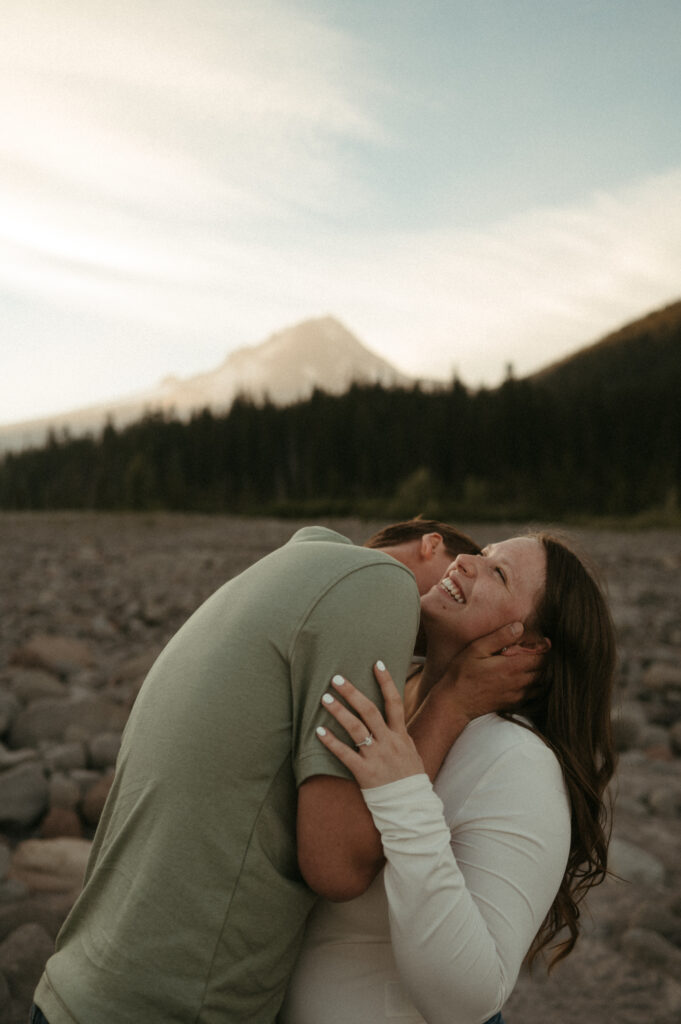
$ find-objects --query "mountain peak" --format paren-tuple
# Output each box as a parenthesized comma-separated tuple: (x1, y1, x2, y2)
(0, 316, 413, 453)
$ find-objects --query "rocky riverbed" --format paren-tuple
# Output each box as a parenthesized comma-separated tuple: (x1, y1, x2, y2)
(0, 512, 680, 1023)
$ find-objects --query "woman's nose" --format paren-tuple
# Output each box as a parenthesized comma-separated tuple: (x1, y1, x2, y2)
(454, 553, 478, 576)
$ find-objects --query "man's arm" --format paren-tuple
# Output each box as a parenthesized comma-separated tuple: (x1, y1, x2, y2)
(297, 776, 384, 901)
(298, 622, 543, 901)
(292, 562, 419, 902)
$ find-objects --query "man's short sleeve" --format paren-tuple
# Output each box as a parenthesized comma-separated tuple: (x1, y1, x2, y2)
(289, 560, 420, 785)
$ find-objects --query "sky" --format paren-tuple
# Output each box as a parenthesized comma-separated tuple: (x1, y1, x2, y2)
(2, 0, 681, 424)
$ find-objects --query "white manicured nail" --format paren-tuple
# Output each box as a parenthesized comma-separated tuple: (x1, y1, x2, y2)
(331, 675, 345, 686)
(322, 693, 334, 705)
(376, 660, 386, 671)
(316, 726, 327, 737)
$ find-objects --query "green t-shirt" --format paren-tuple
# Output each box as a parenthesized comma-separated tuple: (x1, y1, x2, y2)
(35, 527, 420, 1023)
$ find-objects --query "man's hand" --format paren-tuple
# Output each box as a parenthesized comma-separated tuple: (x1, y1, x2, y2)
(434, 620, 548, 721)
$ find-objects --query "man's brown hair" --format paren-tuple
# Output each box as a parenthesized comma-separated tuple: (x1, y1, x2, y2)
(364, 517, 481, 559)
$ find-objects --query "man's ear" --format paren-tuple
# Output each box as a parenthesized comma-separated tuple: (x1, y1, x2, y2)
(419, 532, 443, 561)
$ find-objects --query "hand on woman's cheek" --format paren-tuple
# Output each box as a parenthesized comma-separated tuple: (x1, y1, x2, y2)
(434, 621, 545, 720)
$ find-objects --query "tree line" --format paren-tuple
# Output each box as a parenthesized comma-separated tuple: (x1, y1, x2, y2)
(0, 373, 678, 521)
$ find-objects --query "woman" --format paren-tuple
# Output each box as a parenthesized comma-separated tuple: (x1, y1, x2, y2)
(280, 533, 616, 1024)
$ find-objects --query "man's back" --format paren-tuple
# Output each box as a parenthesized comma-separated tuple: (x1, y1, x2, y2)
(35, 527, 420, 1023)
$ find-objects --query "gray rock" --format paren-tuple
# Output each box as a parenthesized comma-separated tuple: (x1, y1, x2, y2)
(0, 742, 38, 770)
(9, 838, 91, 896)
(669, 719, 681, 756)
(0, 970, 10, 1016)
(5, 668, 67, 704)
(0, 878, 29, 903)
(0, 763, 48, 828)
(0, 922, 54, 1006)
(9, 695, 128, 749)
(611, 700, 647, 752)
(88, 731, 122, 769)
(609, 837, 667, 887)
(642, 661, 681, 694)
(48, 773, 81, 811)
(68, 769, 104, 794)
(638, 723, 672, 753)
(41, 741, 87, 774)
(9, 633, 95, 677)
(0, 692, 20, 736)
(621, 926, 681, 974)
(630, 902, 681, 947)
(0, 895, 71, 944)
(647, 781, 681, 817)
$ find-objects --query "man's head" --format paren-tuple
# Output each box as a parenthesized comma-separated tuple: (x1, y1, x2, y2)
(365, 517, 481, 595)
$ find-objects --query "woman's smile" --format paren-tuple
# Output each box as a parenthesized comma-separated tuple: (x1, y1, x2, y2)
(439, 574, 466, 604)
(422, 537, 547, 648)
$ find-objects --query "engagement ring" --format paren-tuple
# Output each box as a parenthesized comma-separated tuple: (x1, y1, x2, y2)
(356, 734, 374, 748)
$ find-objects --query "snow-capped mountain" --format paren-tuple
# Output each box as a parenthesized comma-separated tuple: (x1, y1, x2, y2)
(0, 317, 416, 453)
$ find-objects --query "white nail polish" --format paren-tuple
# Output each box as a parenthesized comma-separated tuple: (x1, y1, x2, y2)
(316, 726, 327, 737)
(332, 675, 345, 686)
(376, 660, 386, 672)
(322, 693, 334, 705)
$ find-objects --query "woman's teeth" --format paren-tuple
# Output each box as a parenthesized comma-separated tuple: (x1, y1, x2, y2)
(440, 577, 465, 604)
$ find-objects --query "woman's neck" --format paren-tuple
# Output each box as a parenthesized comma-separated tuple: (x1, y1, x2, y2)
(405, 657, 453, 721)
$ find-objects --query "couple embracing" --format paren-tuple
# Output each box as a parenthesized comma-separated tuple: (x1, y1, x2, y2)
(32, 517, 616, 1024)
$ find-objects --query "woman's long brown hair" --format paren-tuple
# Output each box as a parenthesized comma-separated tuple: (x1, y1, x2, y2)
(502, 533, 617, 969)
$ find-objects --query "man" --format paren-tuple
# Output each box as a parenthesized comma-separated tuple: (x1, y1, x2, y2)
(33, 519, 531, 1024)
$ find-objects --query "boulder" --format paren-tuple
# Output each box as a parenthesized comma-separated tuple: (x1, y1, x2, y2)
(88, 732, 122, 770)
(611, 700, 647, 752)
(0, 692, 20, 736)
(621, 927, 681, 975)
(0, 763, 48, 829)
(608, 837, 666, 887)
(630, 902, 681, 947)
(42, 741, 87, 774)
(10, 633, 95, 677)
(0, 742, 38, 771)
(647, 781, 681, 816)
(0, 845, 11, 882)
(669, 720, 681, 757)
(0, 969, 9, 1017)
(48, 773, 81, 811)
(108, 648, 161, 702)
(642, 660, 681, 694)
(8, 838, 91, 896)
(0, 922, 54, 1007)
(9, 695, 128, 749)
(41, 806, 83, 839)
(81, 773, 114, 826)
(4, 668, 67, 704)
(0, 896, 72, 944)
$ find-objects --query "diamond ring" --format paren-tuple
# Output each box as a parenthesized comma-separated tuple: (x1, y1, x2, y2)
(356, 734, 374, 748)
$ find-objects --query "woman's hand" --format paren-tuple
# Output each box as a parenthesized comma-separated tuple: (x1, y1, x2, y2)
(316, 662, 425, 789)
(433, 621, 549, 721)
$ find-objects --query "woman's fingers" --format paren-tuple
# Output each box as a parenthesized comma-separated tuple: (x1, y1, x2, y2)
(468, 621, 524, 657)
(315, 724, 363, 774)
(372, 661, 407, 731)
(316, 664, 425, 787)
(326, 670, 392, 741)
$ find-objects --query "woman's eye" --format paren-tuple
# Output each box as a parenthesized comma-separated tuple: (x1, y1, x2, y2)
(495, 567, 506, 583)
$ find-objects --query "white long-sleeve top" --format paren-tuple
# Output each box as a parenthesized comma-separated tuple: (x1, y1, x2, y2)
(280, 714, 570, 1024)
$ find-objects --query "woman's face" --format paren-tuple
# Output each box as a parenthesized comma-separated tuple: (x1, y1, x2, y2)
(420, 537, 547, 650)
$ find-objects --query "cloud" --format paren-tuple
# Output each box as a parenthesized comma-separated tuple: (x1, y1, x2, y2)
(1, 1, 680, 423)
(0, 0, 381, 294)
(322, 168, 681, 385)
